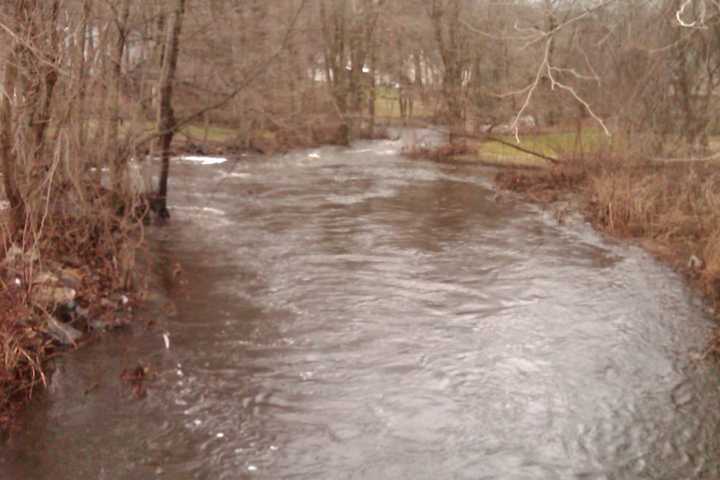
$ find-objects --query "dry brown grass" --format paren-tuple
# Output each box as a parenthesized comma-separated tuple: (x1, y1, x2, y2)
(494, 155, 593, 202)
(402, 142, 476, 162)
(587, 162, 720, 287)
(0, 285, 48, 430)
(0, 201, 146, 429)
(589, 165, 718, 241)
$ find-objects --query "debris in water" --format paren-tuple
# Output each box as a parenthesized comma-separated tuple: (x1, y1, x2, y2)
(216, 432, 225, 438)
(688, 254, 704, 271)
(247, 465, 258, 472)
(46, 316, 83, 346)
(120, 364, 149, 399)
(172, 262, 183, 279)
(83, 383, 100, 396)
(162, 332, 170, 350)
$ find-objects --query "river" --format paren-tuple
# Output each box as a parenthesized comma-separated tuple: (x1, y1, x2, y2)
(1, 131, 719, 479)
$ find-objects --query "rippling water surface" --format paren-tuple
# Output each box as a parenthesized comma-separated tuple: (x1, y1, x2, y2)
(2, 131, 719, 479)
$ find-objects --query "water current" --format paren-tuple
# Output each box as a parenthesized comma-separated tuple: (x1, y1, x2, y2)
(2, 131, 719, 479)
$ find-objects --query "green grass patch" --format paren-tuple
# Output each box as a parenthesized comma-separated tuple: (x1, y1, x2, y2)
(375, 96, 400, 118)
(179, 124, 237, 143)
(374, 87, 434, 120)
(475, 129, 613, 165)
(481, 130, 611, 157)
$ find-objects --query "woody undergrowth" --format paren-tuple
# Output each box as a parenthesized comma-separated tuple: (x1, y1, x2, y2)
(0, 186, 148, 430)
(496, 154, 720, 357)
(0, 0, 161, 429)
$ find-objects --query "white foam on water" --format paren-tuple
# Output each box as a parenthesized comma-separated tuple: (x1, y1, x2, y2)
(179, 156, 228, 165)
(175, 206, 226, 216)
(201, 207, 226, 216)
(326, 188, 397, 205)
(220, 172, 251, 179)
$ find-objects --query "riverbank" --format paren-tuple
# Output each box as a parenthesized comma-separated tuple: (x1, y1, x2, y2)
(0, 124, 400, 431)
(0, 227, 144, 431)
(6, 138, 719, 478)
(175, 116, 407, 157)
(406, 138, 720, 355)
(494, 155, 720, 356)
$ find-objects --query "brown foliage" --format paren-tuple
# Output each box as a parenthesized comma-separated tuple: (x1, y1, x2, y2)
(0, 286, 48, 430)
(402, 142, 474, 161)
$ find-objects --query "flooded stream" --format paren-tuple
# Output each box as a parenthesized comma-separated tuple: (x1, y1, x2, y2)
(2, 132, 719, 479)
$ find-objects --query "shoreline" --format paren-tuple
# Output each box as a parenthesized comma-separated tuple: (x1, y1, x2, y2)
(6, 133, 719, 432)
(490, 159, 720, 357)
(406, 137, 720, 356)
(0, 244, 145, 431)
(0, 128, 401, 431)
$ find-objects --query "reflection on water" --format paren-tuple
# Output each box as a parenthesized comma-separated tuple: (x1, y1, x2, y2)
(2, 131, 719, 479)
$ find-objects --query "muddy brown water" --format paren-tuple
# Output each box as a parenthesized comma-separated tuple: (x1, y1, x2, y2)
(1, 131, 719, 479)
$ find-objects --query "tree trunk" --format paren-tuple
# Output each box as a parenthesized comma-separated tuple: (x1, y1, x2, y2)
(0, 47, 23, 237)
(109, 0, 132, 194)
(1, 0, 61, 239)
(367, 37, 377, 137)
(544, 0, 558, 127)
(430, 0, 466, 144)
(75, 0, 92, 150)
(155, 0, 186, 219)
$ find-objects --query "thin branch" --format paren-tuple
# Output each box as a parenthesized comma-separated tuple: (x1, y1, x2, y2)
(676, 0, 707, 28)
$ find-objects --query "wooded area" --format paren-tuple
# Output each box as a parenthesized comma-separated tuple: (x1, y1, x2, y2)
(2, 0, 720, 425)
(2, 0, 719, 242)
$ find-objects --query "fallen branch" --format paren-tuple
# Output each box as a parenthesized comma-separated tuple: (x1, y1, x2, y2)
(452, 131, 561, 164)
(485, 135, 560, 164)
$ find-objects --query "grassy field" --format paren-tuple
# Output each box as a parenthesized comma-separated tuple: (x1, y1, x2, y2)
(141, 86, 434, 145)
(179, 124, 238, 143)
(470, 129, 614, 168)
(374, 86, 434, 120)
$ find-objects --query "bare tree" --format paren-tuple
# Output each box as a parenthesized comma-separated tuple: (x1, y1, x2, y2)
(155, 0, 186, 218)
(319, 0, 386, 142)
(429, 0, 469, 143)
(1, 0, 61, 238)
